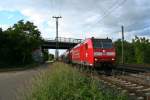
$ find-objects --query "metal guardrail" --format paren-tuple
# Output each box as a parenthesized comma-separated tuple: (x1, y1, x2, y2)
(44, 37, 83, 43)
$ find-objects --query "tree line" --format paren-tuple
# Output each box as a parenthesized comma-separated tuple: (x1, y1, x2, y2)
(115, 36, 150, 64)
(0, 20, 44, 67)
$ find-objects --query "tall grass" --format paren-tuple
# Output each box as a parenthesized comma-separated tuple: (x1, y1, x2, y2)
(24, 62, 127, 100)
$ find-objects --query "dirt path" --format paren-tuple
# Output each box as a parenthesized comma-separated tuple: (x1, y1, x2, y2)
(0, 63, 51, 100)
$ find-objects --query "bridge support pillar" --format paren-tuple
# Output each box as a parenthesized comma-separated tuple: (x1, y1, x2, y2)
(55, 49, 59, 60)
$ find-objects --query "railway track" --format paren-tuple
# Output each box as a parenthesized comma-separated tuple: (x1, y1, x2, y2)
(70, 63, 150, 100)
(82, 72, 150, 100)
(117, 64, 150, 73)
(78, 66, 150, 100)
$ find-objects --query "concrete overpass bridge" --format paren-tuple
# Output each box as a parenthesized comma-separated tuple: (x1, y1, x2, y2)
(42, 37, 83, 49)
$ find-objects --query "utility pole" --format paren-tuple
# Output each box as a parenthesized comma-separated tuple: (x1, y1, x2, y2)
(121, 25, 124, 64)
(52, 16, 62, 60)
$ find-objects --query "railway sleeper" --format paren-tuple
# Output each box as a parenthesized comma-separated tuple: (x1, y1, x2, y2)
(131, 85, 144, 89)
(125, 84, 137, 87)
(140, 88, 150, 92)
(129, 93, 135, 96)
(117, 87, 122, 90)
(137, 88, 150, 92)
(108, 78, 128, 84)
(137, 96, 144, 100)
(123, 82, 132, 85)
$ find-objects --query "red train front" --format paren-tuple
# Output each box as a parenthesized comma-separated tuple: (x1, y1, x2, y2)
(63, 37, 116, 69)
(92, 38, 116, 68)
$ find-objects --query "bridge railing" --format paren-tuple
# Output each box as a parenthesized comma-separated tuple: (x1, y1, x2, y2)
(44, 37, 83, 43)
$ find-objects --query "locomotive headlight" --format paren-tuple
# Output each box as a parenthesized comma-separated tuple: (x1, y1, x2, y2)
(95, 58, 98, 61)
(112, 58, 115, 60)
(90, 64, 93, 66)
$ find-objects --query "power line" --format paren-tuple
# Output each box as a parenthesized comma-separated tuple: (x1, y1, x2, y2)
(97, 0, 127, 24)
(86, 0, 127, 29)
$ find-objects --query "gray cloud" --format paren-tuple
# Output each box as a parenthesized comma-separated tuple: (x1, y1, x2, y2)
(0, 0, 150, 40)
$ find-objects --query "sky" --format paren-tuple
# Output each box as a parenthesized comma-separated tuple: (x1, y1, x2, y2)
(0, 0, 150, 54)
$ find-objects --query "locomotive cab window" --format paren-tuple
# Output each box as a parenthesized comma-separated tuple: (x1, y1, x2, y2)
(93, 39, 113, 49)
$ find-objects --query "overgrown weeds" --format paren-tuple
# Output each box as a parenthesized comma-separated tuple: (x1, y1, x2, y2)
(24, 62, 127, 100)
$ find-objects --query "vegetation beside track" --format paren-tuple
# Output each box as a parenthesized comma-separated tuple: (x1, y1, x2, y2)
(115, 36, 150, 64)
(24, 62, 127, 100)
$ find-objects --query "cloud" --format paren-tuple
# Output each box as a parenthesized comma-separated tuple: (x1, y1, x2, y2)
(0, 0, 149, 41)
(0, 24, 10, 30)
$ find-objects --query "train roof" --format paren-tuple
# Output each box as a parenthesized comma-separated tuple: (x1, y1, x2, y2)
(80, 37, 112, 44)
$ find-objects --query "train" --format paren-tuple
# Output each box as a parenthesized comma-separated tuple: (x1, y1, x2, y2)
(61, 37, 116, 70)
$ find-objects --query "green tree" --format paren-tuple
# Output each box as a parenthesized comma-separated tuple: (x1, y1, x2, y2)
(133, 36, 150, 64)
(115, 36, 150, 64)
(114, 39, 135, 64)
(0, 20, 43, 66)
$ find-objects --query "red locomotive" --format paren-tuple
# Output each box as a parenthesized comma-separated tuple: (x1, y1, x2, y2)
(62, 37, 116, 69)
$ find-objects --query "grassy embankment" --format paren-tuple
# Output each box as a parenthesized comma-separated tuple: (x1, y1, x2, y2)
(24, 62, 127, 100)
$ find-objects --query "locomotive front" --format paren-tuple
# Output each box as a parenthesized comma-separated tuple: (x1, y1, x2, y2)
(92, 38, 116, 67)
